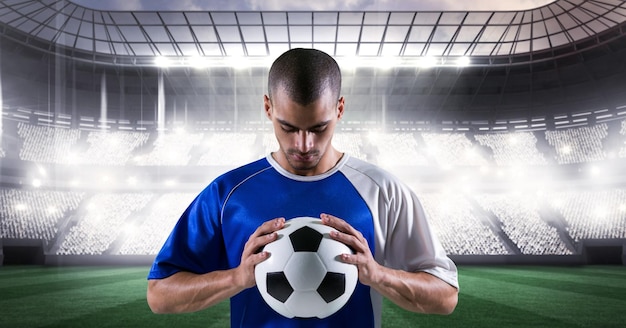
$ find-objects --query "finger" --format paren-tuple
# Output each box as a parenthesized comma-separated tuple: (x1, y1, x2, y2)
(250, 231, 280, 254)
(321, 213, 363, 241)
(251, 217, 285, 238)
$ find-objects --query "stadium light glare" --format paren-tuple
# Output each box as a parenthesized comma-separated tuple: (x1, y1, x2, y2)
(418, 56, 437, 68)
(127, 176, 138, 186)
(37, 165, 47, 177)
(154, 56, 170, 67)
(32, 179, 42, 188)
(455, 56, 470, 67)
(188, 56, 209, 68)
(562, 145, 572, 154)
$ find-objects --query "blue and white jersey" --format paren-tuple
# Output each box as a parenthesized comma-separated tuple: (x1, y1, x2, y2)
(148, 154, 458, 328)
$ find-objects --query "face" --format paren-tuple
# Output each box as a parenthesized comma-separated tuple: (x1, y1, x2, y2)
(265, 87, 344, 176)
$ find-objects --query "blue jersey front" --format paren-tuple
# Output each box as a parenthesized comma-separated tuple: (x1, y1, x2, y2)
(149, 156, 376, 327)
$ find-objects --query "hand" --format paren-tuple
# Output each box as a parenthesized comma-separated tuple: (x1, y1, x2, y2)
(320, 213, 381, 287)
(235, 217, 285, 289)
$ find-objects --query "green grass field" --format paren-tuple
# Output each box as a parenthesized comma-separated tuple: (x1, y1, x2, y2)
(1, 265, 625, 327)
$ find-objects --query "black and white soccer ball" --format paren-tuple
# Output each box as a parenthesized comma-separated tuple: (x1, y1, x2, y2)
(255, 216, 358, 318)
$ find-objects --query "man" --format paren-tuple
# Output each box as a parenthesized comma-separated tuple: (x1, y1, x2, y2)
(147, 48, 458, 327)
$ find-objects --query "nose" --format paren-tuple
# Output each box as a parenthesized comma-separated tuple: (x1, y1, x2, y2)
(295, 131, 313, 153)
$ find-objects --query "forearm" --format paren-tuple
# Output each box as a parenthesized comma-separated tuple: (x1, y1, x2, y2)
(147, 269, 245, 314)
(370, 267, 458, 314)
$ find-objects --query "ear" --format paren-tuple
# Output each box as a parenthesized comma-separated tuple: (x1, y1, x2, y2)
(264, 95, 272, 120)
(337, 96, 345, 120)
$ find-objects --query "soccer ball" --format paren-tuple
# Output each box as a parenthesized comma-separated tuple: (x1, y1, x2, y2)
(255, 216, 358, 319)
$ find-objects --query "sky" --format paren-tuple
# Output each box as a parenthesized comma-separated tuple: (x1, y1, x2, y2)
(70, 0, 556, 12)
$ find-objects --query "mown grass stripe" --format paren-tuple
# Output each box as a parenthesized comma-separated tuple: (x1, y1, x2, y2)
(459, 270, 626, 327)
(382, 292, 579, 328)
(461, 267, 626, 302)
(38, 299, 229, 328)
(0, 266, 148, 289)
(0, 269, 147, 301)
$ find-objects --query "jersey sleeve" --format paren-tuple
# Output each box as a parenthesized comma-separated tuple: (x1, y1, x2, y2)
(147, 182, 227, 279)
(384, 180, 459, 289)
(342, 157, 459, 290)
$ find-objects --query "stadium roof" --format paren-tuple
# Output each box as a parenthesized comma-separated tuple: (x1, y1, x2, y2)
(1, 0, 625, 66)
(1, 0, 625, 124)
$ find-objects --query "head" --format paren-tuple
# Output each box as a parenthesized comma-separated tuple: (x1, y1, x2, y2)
(264, 48, 345, 176)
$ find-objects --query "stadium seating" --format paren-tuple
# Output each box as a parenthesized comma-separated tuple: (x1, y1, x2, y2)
(78, 130, 149, 166)
(0, 188, 84, 242)
(420, 132, 489, 167)
(2, 118, 626, 256)
(549, 189, 626, 242)
(417, 192, 510, 255)
(196, 132, 259, 166)
(134, 132, 204, 166)
(56, 193, 153, 255)
(473, 193, 572, 255)
(117, 193, 197, 255)
(545, 124, 608, 164)
(619, 120, 626, 158)
(368, 132, 429, 167)
(474, 132, 547, 166)
(17, 122, 81, 164)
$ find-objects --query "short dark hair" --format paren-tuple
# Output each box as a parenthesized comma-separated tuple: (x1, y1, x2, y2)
(268, 48, 341, 106)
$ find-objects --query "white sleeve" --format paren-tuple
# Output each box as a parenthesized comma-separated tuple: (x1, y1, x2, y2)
(343, 158, 459, 289)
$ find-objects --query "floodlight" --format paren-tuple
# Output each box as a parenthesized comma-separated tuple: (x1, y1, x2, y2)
(154, 56, 171, 67)
(455, 56, 470, 67)
(418, 56, 437, 68)
(188, 56, 209, 68)
(32, 179, 42, 188)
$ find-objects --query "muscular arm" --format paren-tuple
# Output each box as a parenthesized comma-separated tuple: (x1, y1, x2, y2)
(321, 214, 458, 315)
(368, 267, 458, 314)
(147, 217, 285, 314)
(147, 268, 248, 313)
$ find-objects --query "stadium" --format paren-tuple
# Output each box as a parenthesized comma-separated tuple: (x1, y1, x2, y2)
(0, 0, 625, 327)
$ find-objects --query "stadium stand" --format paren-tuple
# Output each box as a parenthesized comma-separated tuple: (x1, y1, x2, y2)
(420, 132, 489, 167)
(545, 124, 609, 164)
(117, 193, 197, 255)
(474, 132, 547, 166)
(17, 122, 81, 164)
(78, 130, 149, 166)
(56, 193, 153, 255)
(473, 193, 572, 255)
(133, 132, 204, 166)
(2, 117, 626, 257)
(0, 188, 84, 243)
(196, 132, 258, 166)
(332, 132, 367, 161)
(619, 120, 626, 158)
(417, 192, 510, 255)
(549, 189, 626, 242)
(368, 133, 429, 167)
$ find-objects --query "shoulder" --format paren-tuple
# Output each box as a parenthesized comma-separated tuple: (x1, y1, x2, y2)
(199, 157, 273, 199)
(342, 156, 405, 190)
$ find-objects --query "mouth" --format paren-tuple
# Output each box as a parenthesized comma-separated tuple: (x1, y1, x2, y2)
(289, 151, 318, 163)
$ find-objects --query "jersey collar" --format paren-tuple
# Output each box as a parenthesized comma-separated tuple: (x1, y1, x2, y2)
(266, 152, 350, 182)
